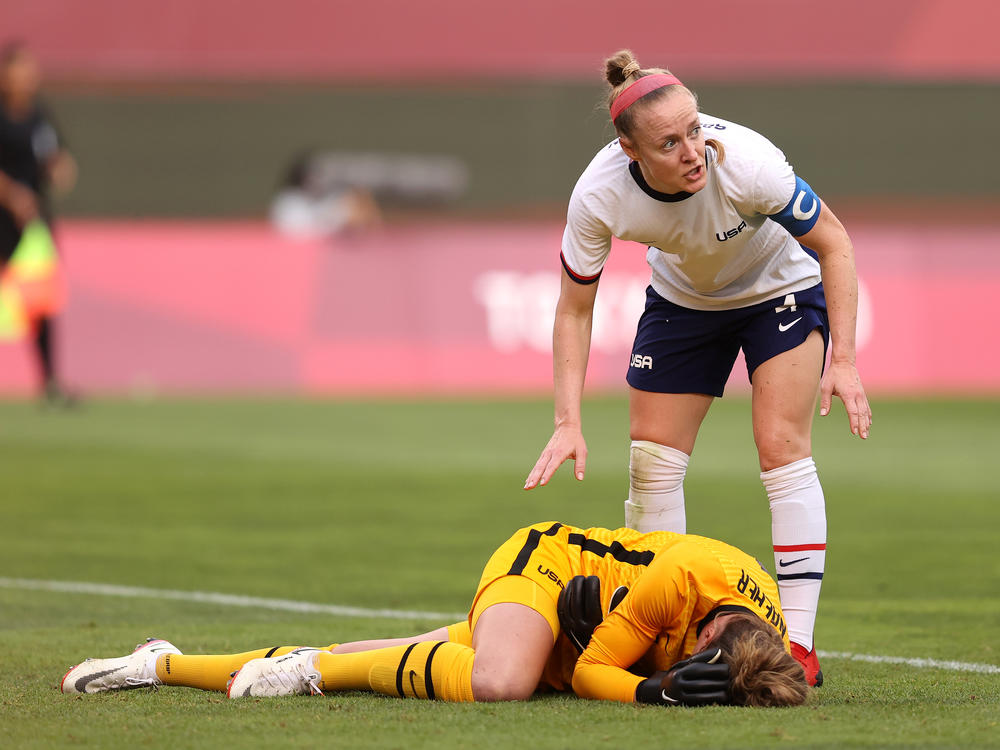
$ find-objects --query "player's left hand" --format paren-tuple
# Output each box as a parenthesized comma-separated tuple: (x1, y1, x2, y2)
(635, 649, 730, 706)
(820, 359, 872, 439)
(557, 575, 603, 652)
(557, 576, 630, 652)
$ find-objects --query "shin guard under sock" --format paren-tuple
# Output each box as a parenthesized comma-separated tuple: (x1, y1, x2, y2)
(314, 641, 475, 702)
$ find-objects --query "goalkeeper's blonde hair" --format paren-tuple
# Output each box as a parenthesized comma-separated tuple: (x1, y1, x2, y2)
(705, 613, 810, 707)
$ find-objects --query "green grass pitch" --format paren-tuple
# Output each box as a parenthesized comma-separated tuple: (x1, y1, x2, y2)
(1, 395, 998, 748)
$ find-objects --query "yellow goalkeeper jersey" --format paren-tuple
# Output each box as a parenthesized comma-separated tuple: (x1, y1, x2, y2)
(472, 522, 787, 699)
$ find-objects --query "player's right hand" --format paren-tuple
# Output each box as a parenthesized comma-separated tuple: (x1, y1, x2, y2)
(634, 649, 730, 706)
(523, 424, 587, 489)
(2, 181, 39, 228)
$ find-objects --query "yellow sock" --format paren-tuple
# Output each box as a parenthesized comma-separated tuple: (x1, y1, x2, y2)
(315, 641, 475, 702)
(156, 646, 303, 692)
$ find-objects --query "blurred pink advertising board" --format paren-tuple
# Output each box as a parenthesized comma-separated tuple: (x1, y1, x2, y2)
(0, 220, 997, 396)
(9, 0, 1000, 81)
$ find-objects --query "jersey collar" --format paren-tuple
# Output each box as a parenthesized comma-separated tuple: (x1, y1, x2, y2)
(696, 604, 757, 636)
(628, 161, 694, 203)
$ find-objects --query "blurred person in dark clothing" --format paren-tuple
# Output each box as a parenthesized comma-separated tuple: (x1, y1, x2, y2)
(0, 40, 77, 404)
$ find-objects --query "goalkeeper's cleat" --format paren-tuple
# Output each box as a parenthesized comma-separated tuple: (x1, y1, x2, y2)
(790, 642, 823, 688)
(60, 638, 181, 694)
(226, 648, 324, 699)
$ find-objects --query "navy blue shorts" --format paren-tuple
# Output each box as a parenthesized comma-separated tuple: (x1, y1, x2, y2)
(626, 284, 829, 397)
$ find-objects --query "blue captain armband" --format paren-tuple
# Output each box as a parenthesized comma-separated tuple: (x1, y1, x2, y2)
(768, 176, 822, 237)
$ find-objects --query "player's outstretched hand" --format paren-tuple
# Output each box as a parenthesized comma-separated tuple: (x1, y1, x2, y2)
(524, 424, 587, 489)
(820, 359, 872, 439)
(635, 649, 730, 706)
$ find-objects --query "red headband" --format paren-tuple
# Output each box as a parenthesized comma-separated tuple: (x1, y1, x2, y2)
(610, 73, 684, 122)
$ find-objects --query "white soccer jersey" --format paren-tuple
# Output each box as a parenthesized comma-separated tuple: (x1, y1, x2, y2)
(560, 113, 821, 310)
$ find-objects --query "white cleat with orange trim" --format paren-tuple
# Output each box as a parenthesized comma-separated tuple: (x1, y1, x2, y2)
(227, 648, 324, 698)
(60, 638, 181, 694)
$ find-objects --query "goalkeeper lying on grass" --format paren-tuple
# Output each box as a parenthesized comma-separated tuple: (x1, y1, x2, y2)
(62, 522, 809, 707)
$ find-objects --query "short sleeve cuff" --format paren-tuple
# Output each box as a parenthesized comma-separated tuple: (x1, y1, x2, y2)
(560, 251, 602, 285)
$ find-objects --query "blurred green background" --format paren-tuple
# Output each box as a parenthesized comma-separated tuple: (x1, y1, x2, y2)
(48, 81, 1000, 218)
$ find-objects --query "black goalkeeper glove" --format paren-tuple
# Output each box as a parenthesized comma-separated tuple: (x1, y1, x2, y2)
(557, 575, 603, 652)
(634, 648, 730, 707)
(557, 575, 630, 652)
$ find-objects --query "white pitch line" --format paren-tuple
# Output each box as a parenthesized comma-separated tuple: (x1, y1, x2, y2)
(0, 577, 465, 622)
(3, 577, 998, 676)
(817, 650, 1000, 675)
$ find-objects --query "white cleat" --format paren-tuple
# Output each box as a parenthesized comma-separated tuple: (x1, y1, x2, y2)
(227, 648, 324, 699)
(60, 638, 182, 694)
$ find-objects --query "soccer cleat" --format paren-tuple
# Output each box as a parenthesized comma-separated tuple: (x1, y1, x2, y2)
(790, 642, 824, 687)
(60, 638, 181, 694)
(226, 648, 324, 699)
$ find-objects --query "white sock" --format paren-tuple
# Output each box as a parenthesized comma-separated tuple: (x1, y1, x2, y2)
(625, 440, 689, 533)
(762, 456, 826, 651)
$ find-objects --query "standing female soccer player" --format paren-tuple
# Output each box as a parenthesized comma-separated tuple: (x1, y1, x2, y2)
(524, 50, 872, 686)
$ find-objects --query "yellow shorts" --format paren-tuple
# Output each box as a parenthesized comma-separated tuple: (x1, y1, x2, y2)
(469, 522, 575, 641)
